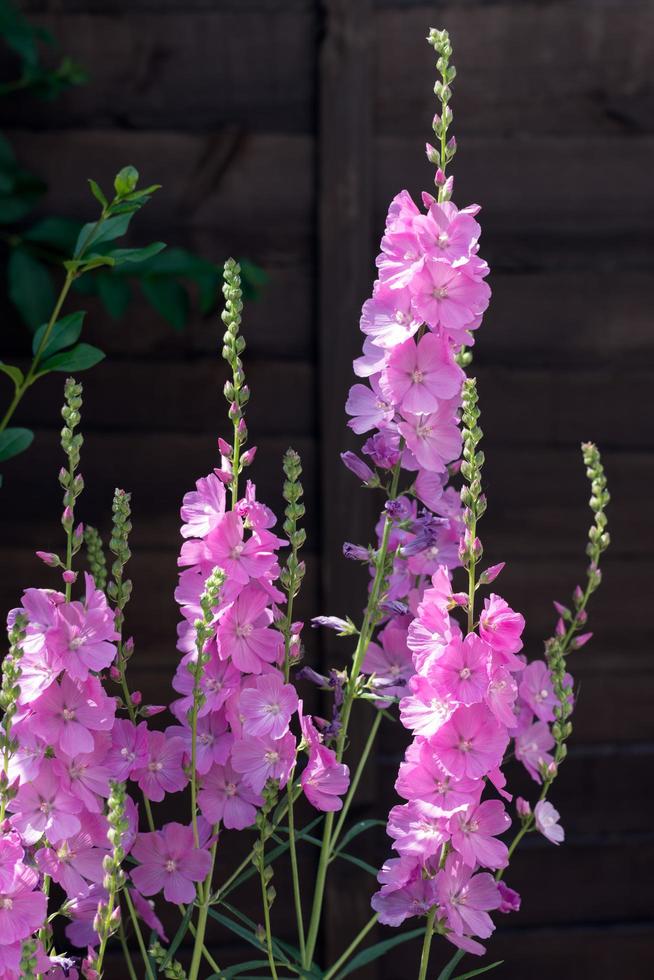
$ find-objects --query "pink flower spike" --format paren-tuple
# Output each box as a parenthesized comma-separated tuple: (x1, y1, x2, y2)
(534, 800, 565, 845)
(131, 823, 212, 905)
(240, 673, 298, 739)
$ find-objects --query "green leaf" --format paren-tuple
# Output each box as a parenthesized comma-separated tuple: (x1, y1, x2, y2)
(106, 242, 166, 266)
(159, 902, 193, 970)
(24, 216, 81, 253)
(332, 820, 386, 855)
(73, 212, 132, 258)
(140, 277, 189, 331)
(212, 961, 279, 979)
(38, 342, 105, 374)
(8, 248, 55, 329)
(114, 165, 139, 196)
(332, 928, 425, 980)
(0, 428, 34, 463)
(452, 962, 504, 980)
(0, 363, 24, 390)
(88, 179, 108, 209)
(437, 948, 466, 980)
(96, 273, 131, 319)
(32, 311, 85, 359)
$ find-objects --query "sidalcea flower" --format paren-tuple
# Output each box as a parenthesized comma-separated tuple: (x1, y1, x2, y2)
(362, 623, 414, 706)
(413, 201, 481, 262)
(180, 473, 226, 539)
(479, 594, 525, 661)
(301, 743, 349, 812)
(0, 864, 47, 944)
(180, 510, 277, 586)
(534, 800, 564, 845)
(217, 585, 282, 673)
(429, 703, 509, 780)
(387, 800, 461, 858)
(430, 633, 491, 706)
(399, 676, 455, 737)
(382, 333, 463, 416)
(35, 831, 106, 898)
(359, 284, 422, 349)
(371, 873, 438, 927)
(449, 799, 511, 869)
(240, 672, 298, 739)
(231, 731, 296, 794)
(28, 674, 115, 756)
(409, 260, 490, 341)
(198, 761, 262, 830)
(104, 719, 149, 781)
(436, 854, 501, 943)
(518, 660, 557, 722)
(131, 823, 212, 904)
(8, 761, 82, 844)
(395, 739, 479, 810)
(166, 710, 233, 775)
(171, 647, 241, 718)
(398, 400, 462, 473)
(132, 731, 187, 802)
(46, 573, 118, 682)
(514, 720, 555, 783)
(345, 380, 394, 435)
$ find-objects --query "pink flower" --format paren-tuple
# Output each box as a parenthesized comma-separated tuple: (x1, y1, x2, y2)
(449, 799, 510, 869)
(0, 835, 24, 892)
(130, 888, 168, 942)
(132, 732, 187, 802)
(180, 473, 226, 539)
(514, 720, 555, 783)
(9, 762, 82, 844)
(534, 800, 564, 845)
(409, 261, 490, 339)
(180, 511, 277, 586)
(104, 720, 149, 781)
(217, 585, 282, 673)
(399, 677, 455, 737)
(362, 623, 414, 705)
(231, 731, 296, 794)
(301, 744, 350, 812)
(131, 823, 212, 904)
(16, 644, 64, 704)
(35, 831, 106, 898)
(47, 574, 118, 682)
(360, 285, 421, 349)
(497, 881, 521, 913)
(414, 201, 481, 262)
(382, 334, 462, 416)
(240, 673, 298, 739)
(485, 668, 519, 727)
(345, 380, 394, 435)
(0, 863, 47, 944)
(479, 594, 525, 661)
(430, 633, 491, 706)
(387, 800, 458, 858)
(519, 660, 557, 722)
(429, 704, 509, 780)
(57, 747, 112, 813)
(398, 400, 462, 473)
(395, 740, 479, 810)
(198, 761, 262, 830)
(29, 674, 115, 756)
(371, 874, 438, 927)
(166, 711, 233, 775)
(436, 854, 500, 940)
(171, 647, 241, 719)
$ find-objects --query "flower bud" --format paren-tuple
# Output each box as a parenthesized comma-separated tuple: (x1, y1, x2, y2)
(35, 551, 60, 567)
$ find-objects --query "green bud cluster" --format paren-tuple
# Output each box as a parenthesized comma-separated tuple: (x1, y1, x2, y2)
(19, 938, 38, 979)
(59, 379, 85, 594)
(107, 489, 133, 629)
(0, 613, 27, 817)
(221, 259, 250, 501)
(459, 378, 486, 570)
(92, 781, 128, 973)
(188, 567, 225, 717)
(253, 779, 281, 911)
(84, 524, 108, 590)
(427, 28, 457, 199)
(149, 941, 188, 979)
(543, 443, 610, 782)
(279, 449, 307, 675)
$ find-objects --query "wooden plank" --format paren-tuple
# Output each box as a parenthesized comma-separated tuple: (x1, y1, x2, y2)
(375, 4, 654, 136)
(12, 358, 316, 436)
(0, 432, 318, 551)
(381, 922, 654, 980)
(0, 10, 316, 133)
(8, 130, 313, 251)
(377, 136, 654, 236)
(318, 0, 378, 971)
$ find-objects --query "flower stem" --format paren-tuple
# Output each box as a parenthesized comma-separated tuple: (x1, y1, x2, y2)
(323, 912, 379, 980)
(418, 907, 436, 980)
(329, 709, 382, 854)
(124, 888, 156, 980)
(287, 782, 306, 962)
(118, 918, 138, 980)
(303, 460, 402, 969)
(259, 835, 280, 980)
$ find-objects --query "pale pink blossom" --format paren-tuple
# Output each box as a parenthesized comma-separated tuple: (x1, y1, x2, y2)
(398, 400, 462, 473)
(395, 739, 479, 810)
(534, 800, 564, 845)
(231, 731, 296, 794)
(382, 333, 462, 416)
(131, 823, 212, 904)
(180, 473, 226, 539)
(47, 574, 118, 682)
(399, 676, 455, 737)
(301, 744, 349, 812)
(29, 674, 115, 756)
(217, 585, 282, 673)
(436, 854, 500, 940)
(409, 261, 490, 339)
(430, 633, 491, 706)
(9, 762, 82, 844)
(132, 732, 187, 802)
(429, 704, 509, 780)
(449, 799, 510, 869)
(519, 660, 557, 722)
(240, 673, 298, 739)
(514, 720, 555, 783)
(0, 863, 47, 944)
(198, 762, 262, 830)
(345, 380, 394, 435)
(360, 285, 421, 349)
(479, 594, 525, 661)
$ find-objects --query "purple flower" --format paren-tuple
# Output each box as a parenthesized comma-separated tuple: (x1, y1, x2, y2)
(131, 823, 212, 904)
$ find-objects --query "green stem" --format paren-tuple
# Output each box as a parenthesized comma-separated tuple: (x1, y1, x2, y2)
(124, 888, 156, 980)
(259, 837, 280, 980)
(287, 781, 306, 962)
(418, 907, 436, 980)
(329, 710, 382, 854)
(231, 420, 241, 508)
(303, 462, 402, 969)
(118, 918, 139, 980)
(188, 836, 220, 980)
(323, 913, 379, 980)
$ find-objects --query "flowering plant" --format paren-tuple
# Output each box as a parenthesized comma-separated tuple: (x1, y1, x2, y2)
(0, 27, 610, 980)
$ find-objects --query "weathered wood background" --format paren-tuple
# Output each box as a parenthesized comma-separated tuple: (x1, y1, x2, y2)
(1, 0, 653, 976)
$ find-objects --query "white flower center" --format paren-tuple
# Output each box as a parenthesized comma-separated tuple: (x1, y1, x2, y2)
(432, 287, 448, 300)
(225, 782, 237, 797)
(458, 738, 472, 753)
(236, 623, 254, 639)
(62, 708, 76, 721)
(264, 702, 281, 716)
(411, 369, 424, 384)
(264, 750, 280, 765)
(165, 859, 177, 873)
(459, 667, 471, 680)
(0, 898, 13, 910)
(148, 761, 163, 772)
